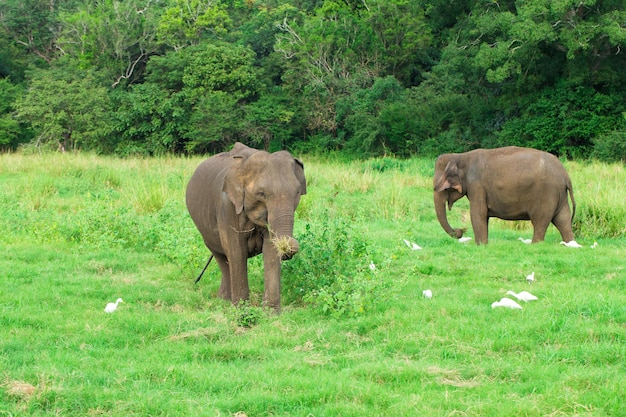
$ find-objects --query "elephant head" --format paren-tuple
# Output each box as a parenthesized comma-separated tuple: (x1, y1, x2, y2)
(433, 154, 466, 239)
(222, 145, 307, 260)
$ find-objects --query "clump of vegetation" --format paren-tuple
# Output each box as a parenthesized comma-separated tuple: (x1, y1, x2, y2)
(271, 234, 293, 259)
(283, 215, 390, 317)
(232, 302, 265, 328)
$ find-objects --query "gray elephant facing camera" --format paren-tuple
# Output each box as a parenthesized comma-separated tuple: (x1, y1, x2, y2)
(434, 146, 576, 245)
(186, 142, 306, 311)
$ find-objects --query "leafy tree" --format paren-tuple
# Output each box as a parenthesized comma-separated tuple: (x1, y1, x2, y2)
(365, 0, 433, 86)
(495, 81, 625, 157)
(276, 1, 380, 137)
(339, 76, 416, 156)
(109, 83, 188, 155)
(242, 88, 298, 151)
(183, 91, 241, 153)
(157, 0, 231, 50)
(15, 65, 111, 152)
(0, 0, 68, 65)
(408, 0, 626, 156)
(0, 78, 29, 150)
(57, 0, 161, 87)
(182, 43, 260, 102)
(181, 43, 261, 152)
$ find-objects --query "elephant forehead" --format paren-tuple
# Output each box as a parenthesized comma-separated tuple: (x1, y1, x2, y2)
(246, 174, 299, 194)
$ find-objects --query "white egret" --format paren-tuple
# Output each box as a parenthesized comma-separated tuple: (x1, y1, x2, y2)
(491, 298, 523, 309)
(526, 271, 535, 283)
(104, 298, 124, 313)
(369, 262, 376, 271)
(458, 237, 472, 243)
(506, 290, 538, 302)
(518, 237, 532, 244)
(403, 239, 422, 250)
(590, 241, 598, 249)
(422, 289, 433, 299)
(560, 240, 582, 248)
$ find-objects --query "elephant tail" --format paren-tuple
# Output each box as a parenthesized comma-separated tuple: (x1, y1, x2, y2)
(194, 255, 214, 284)
(567, 178, 576, 222)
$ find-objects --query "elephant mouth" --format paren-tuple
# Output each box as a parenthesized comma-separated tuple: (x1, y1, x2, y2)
(281, 252, 295, 261)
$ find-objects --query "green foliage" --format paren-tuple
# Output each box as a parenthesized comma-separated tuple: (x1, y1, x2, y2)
(282, 217, 390, 317)
(0, 78, 29, 150)
(0, 0, 61, 65)
(1, 0, 626, 157)
(15, 66, 112, 152)
(182, 43, 259, 102)
(339, 76, 418, 157)
(57, 0, 160, 86)
(109, 83, 188, 155)
(157, 0, 231, 50)
(231, 301, 265, 328)
(496, 82, 625, 157)
(592, 130, 626, 163)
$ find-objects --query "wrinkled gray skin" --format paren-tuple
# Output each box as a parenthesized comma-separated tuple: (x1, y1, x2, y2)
(186, 142, 306, 311)
(433, 146, 576, 245)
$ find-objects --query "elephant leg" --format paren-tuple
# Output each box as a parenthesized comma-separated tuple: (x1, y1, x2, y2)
(530, 217, 550, 243)
(552, 205, 575, 242)
(469, 198, 489, 244)
(213, 253, 231, 300)
(228, 255, 250, 306)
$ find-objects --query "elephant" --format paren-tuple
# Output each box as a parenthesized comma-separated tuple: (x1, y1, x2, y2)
(186, 142, 306, 311)
(433, 146, 576, 245)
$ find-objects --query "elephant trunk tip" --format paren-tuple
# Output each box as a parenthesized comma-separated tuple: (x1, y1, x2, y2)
(272, 235, 299, 260)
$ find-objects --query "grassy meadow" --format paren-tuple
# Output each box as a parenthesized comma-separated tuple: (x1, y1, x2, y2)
(0, 152, 624, 416)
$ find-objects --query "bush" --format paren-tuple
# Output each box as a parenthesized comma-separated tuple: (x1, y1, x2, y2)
(496, 82, 624, 158)
(282, 216, 390, 317)
(592, 131, 626, 163)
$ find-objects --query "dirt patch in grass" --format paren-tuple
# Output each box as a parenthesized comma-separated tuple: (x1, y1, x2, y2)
(3, 379, 37, 400)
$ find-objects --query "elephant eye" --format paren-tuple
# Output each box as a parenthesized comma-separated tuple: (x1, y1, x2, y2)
(256, 190, 266, 199)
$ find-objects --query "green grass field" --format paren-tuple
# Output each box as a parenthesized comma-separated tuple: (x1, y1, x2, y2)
(1, 153, 624, 416)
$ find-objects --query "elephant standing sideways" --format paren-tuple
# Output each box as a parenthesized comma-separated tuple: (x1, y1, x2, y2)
(433, 146, 576, 245)
(186, 142, 306, 311)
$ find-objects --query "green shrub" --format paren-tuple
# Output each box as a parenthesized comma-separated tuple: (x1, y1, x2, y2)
(231, 301, 265, 328)
(592, 131, 626, 163)
(282, 215, 390, 317)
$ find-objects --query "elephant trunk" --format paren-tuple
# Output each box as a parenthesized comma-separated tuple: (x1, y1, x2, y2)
(268, 209, 299, 261)
(434, 191, 463, 239)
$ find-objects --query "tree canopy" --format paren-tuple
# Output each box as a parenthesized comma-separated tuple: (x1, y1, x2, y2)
(1, 0, 625, 159)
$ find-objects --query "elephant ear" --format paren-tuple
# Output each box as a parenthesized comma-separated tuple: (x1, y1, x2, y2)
(222, 156, 246, 214)
(294, 158, 307, 195)
(436, 160, 463, 194)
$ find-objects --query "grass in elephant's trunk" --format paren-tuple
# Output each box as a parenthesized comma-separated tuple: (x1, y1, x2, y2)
(271, 234, 295, 260)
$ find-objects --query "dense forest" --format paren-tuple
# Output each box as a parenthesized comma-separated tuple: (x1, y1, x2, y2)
(1, 0, 625, 159)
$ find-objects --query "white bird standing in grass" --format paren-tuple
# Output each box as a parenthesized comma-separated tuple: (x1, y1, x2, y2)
(591, 241, 598, 249)
(458, 237, 472, 243)
(506, 290, 538, 302)
(560, 240, 583, 248)
(104, 298, 124, 313)
(422, 289, 433, 299)
(526, 271, 535, 283)
(491, 298, 523, 309)
(518, 237, 532, 244)
(403, 239, 422, 250)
